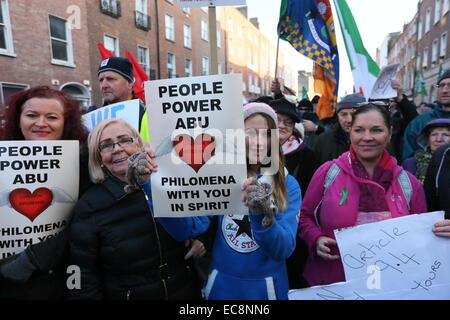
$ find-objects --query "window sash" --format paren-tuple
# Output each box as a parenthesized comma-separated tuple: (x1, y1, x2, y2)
(184, 24, 191, 48)
(165, 14, 174, 40)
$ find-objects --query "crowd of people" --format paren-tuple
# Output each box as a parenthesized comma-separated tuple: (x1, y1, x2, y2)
(0, 56, 449, 300)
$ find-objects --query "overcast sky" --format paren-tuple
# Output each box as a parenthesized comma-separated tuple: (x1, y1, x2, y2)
(245, 0, 420, 97)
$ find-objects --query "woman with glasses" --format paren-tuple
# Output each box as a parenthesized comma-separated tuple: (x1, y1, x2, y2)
(403, 119, 450, 183)
(299, 104, 427, 286)
(0, 86, 89, 299)
(268, 97, 319, 290)
(67, 119, 201, 300)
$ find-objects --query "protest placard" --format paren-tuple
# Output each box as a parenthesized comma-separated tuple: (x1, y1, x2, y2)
(289, 212, 450, 300)
(145, 74, 248, 217)
(178, 0, 246, 8)
(0, 141, 79, 259)
(370, 64, 400, 100)
(82, 99, 140, 132)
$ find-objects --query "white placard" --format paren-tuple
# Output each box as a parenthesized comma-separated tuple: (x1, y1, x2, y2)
(145, 74, 248, 217)
(82, 99, 140, 132)
(289, 212, 450, 300)
(0, 141, 79, 259)
(370, 64, 400, 100)
(177, 0, 246, 8)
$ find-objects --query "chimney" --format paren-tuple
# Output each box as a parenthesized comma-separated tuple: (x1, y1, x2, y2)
(250, 17, 259, 29)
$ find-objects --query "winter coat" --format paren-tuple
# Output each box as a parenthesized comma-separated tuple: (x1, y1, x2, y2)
(68, 176, 200, 300)
(424, 144, 450, 216)
(402, 104, 450, 161)
(314, 123, 350, 166)
(299, 152, 427, 286)
(149, 175, 302, 300)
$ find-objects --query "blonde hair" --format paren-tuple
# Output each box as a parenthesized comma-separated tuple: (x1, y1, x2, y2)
(88, 118, 144, 183)
(246, 113, 287, 211)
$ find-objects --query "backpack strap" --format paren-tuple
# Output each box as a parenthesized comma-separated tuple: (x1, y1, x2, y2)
(397, 170, 413, 211)
(313, 163, 341, 227)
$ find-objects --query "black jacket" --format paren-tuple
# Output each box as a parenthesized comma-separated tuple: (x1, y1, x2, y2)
(424, 144, 450, 218)
(68, 176, 200, 300)
(314, 123, 350, 166)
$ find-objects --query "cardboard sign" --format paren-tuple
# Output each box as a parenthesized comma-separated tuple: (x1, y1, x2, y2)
(289, 212, 450, 300)
(0, 141, 79, 259)
(82, 99, 140, 132)
(177, 0, 246, 8)
(145, 74, 248, 217)
(370, 64, 400, 100)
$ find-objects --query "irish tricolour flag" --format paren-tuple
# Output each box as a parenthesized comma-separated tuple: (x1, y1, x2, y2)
(333, 0, 380, 97)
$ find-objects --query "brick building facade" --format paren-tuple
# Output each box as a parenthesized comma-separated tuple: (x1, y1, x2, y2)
(0, 0, 288, 116)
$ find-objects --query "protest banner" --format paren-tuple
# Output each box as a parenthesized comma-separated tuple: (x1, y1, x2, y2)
(177, 0, 246, 8)
(289, 212, 450, 300)
(82, 99, 140, 132)
(145, 74, 248, 217)
(370, 64, 400, 100)
(0, 141, 79, 259)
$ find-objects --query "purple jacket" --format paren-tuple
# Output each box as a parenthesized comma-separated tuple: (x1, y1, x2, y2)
(298, 152, 427, 286)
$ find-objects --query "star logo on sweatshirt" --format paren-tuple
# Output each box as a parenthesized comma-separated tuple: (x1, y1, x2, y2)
(222, 214, 259, 254)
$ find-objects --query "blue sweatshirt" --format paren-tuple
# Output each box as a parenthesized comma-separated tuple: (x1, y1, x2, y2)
(141, 175, 301, 300)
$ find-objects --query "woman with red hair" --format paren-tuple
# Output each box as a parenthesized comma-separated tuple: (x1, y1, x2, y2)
(0, 86, 89, 299)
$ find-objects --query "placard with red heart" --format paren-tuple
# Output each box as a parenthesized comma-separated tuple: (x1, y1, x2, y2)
(172, 134, 216, 173)
(8, 188, 54, 222)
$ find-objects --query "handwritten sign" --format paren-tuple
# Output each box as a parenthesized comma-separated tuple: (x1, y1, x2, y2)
(145, 74, 247, 217)
(177, 0, 246, 8)
(370, 64, 399, 100)
(289, 212, 450, 300)
(0, 141, 79, 259)
(82, 99, 140, 132)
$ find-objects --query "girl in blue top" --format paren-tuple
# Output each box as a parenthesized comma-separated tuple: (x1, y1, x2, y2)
(131, 103, 301, 300)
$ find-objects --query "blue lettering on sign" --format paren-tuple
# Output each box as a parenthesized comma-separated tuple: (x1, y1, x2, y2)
(90, 104, 125, 127)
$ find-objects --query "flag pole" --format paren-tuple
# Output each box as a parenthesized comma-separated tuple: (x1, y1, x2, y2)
(274, 36, 280, 79)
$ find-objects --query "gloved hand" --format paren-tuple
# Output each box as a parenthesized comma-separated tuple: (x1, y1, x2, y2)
(125, 152, 151, 193)
(246, 180, 278, 227)
(0, 250, 36, 283)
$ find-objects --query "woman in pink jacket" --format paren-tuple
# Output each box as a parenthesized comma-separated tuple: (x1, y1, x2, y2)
(299, 103, 427, 287)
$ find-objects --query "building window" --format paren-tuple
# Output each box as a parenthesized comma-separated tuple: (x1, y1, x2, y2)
(218, 63, 222, 75)
(183, 24, 191, 49)
(100, 0, 121, 18)
(202, 57, 209, 76)
(0, 0, 14, 56)
(1, 82, 28, 105)
(444, 0, 450, 14)
(182, 7, 190, 15)
(165, 14, 174, 41)
(425, 8, 431, 33)
(104, 34, 119, 56)
(432, 39, 438, 65)
(418, 19, 423, 40)
(435, 0, 442, 23)
(49, 15, 74, 66)
(135, 0, 150, 31)
(138, 46, 150, 76)
(423, 47, 429, 68)
(441, 33, 447, 58)
(201, 20, 208, 41)
(185, 59, 192, 77)
(167, 52, 176, 78)
(217, 28, 221, 48)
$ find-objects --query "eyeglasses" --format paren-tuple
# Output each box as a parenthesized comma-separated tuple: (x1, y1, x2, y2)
(277, 119, 295, 127)
(436, 83, 450, 90)
(99, 137, 135, 153)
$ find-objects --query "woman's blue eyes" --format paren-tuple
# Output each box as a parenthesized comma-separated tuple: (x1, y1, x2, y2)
(26, 113, 59, 120)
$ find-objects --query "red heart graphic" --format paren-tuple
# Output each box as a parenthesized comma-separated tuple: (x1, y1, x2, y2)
(9, 188, 53, 222)
(173, 134, 216, 172)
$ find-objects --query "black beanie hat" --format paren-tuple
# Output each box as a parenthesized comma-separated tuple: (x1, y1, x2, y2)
(98, 57, 134, 83)
(438, 69, 450, 85)
(269, 98, 301, 123)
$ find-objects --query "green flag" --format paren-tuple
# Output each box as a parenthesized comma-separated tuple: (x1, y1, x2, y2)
(302, 87, 309, 100)
(415, 70, 428, 96)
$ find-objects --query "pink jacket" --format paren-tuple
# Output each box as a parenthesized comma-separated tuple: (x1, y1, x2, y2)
(299, 152, 427, 287)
